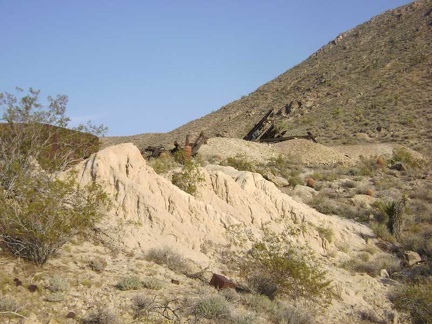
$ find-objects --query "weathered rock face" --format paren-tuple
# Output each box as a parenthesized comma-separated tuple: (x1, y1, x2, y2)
(75, 144, 370, 258)
(73, 143, 400, 323)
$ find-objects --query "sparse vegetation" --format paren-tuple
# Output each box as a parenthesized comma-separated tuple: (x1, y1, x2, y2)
(390, 279, 432, 324)
(0, 88, 110, 265)
(115, 276, 142, 291)
(192, 295, 231, 320)
(240, 239, 331, 303)
(145, 246, 188, 273)
(171, 159, 205, 195)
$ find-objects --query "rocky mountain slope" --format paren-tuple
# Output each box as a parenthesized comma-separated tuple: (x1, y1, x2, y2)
(103, 0, 432, 156)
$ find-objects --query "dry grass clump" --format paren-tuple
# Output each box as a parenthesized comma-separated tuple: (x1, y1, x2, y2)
(342, 252, 401, 277)
(145, 246, 188, 273)
(141, 277, 164, 290)
(46, 274, 69, 292)
(192, 294, 231, 320)
(115, 276, 142, 291)
(82, 306, 119, 324)
(0, 294, 19, 312)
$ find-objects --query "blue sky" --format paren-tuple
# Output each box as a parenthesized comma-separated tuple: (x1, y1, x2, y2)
(0, 0, 412, 136)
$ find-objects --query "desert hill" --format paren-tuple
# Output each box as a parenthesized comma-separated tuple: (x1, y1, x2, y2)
(103, 0, 432, 156)
(0, 143, 408, 323)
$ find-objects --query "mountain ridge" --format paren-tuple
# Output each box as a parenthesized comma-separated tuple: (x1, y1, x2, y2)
(103, 0, 432, 156)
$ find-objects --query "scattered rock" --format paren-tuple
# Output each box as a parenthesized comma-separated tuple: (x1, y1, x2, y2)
(390, 162, 407, 171)
(376, 157, 386, 167)
(292, 185, 317, 203)
(306, 177, 315, 188)
(404, 251, 422, 266)
(28, 284, 38, 293)
(380, 269, 390, 278)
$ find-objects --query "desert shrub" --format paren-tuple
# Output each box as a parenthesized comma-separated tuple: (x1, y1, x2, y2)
(141, 277, 164, 290)
(230, 311, 257, 324)
(89, 257, 108, 272)
(221, 154, 256, 172)
(148, 154, 177, 174)
(45, 292, 65, 302)
(219, 288, 239, 302)
(46, 274, 69, 292)
(342, 252, 400, 276)
(242, 293, 274, 313)
(317, 226, 334, 243)
(171, 160, 204, 195)
(370, 222, 395, 243)
(82, 306, 119, 324)
(341, 179, 358, 189)
(289, 175, 303, 187)
(0, 174, 109, 265)
(0, 88, 109, 265)
(0, 294, 18, 312)
(240, 241, 331, 303)
(145, 246, 188, 273)
(192, 295, 231, 320)
(115, 276, 142, 291)
(392, 147, 422, 169)
(389, 279, 432, 324)
(131, 294, 154, 319)
(271, 301, 314, 324)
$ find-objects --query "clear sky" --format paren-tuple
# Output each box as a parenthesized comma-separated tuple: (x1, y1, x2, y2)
(0, 0, 413, 136)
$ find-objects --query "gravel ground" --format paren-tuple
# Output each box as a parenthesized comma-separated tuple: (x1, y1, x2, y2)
(199, 138, 402, 166)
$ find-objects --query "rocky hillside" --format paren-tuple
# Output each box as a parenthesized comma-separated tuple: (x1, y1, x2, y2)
(103, 0, 432, 156)
(0, 143, 410, 323)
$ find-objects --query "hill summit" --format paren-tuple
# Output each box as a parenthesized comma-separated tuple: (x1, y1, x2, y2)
(104, 0, 432, 156)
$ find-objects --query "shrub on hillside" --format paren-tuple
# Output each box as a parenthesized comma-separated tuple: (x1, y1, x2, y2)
(389, 279, 432, 324)
(240, 241, 331, 304)
(171, 160, 204, 195)
(145, 246, 188, 273)
(0, 88, 109, 265)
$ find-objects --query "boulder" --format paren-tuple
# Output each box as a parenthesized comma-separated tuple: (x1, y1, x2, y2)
(404, 251, 422, 266)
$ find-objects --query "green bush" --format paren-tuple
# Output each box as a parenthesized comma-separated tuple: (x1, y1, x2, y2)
(115, 276, 142, 291)
(192, 295, 231, 320)
(221, 154, 256, 172)
(46, 274, 69, 292)
(0, 88, 109, 266)
(389, 279, 432, 324)
(148, 154, 177, 174)
(171, 160, 204, 195)
(141, 277, 164, 290)
(240, 241, 331, 303)
(0, 174, 109, 265)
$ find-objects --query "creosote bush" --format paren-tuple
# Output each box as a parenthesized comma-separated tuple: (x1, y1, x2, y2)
(0, 88, 109, 265)
(171, 160, 204, 195)
(240, 240, 331, 304)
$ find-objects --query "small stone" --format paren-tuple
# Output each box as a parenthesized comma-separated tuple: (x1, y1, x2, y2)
(306, 177, 315, 188)
(376, 157, 386, 167)
(380, 269, 390, 278)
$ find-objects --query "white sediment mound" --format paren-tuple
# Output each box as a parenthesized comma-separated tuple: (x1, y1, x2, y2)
(73, 143, 399, 323)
